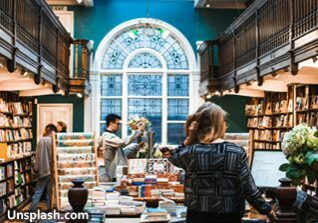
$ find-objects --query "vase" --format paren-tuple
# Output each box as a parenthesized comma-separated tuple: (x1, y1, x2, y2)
(68, 178, 88, 212)
(274, 177, 297, 223)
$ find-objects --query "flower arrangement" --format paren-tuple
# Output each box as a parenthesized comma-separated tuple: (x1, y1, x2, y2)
(128, 116, 151, 131)
(279, 123, 318, 185)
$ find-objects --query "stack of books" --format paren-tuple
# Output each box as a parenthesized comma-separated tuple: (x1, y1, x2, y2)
(92, 187, 106, 208)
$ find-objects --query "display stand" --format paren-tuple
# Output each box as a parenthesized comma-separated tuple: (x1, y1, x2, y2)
(51, 132, 99, 210)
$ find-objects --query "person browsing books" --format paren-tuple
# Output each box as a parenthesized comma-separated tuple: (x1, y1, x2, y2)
(98, 114, 145, 182)
(167, 102, 273, 223)
(29, 124, 57, 212)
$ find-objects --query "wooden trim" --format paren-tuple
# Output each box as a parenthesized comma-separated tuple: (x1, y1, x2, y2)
(94, 132, 100, 185)
(51, 132, 60, 209)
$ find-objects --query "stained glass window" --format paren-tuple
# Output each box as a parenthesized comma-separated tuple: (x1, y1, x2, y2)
(102, 41, 127, 69)
(168, 75, 189, 96)
(128, 75, 162, 96)
(168, 123, 185, 144)
(101, 75, 122, 96)
(101, 25, 189, 70)
(100, 99, 122, 120)
(128, 98, 162, 142)
(128, 52, 162, 69)
(168, 99, 189, 120)
(164, 43, 189, 69)
(100, 22, 192, 144)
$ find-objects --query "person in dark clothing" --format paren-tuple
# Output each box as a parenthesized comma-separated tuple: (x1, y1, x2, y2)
(168, 102, 273, 223)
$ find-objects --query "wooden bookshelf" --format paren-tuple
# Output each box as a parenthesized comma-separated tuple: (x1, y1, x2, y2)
(246, 91, 293, 152)
(0, 92, 35, 218)
(246, 84, 318, 192)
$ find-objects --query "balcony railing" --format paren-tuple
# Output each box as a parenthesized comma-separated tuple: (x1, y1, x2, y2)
(200, 0, 318, 94)
(0, 0, 92, 95)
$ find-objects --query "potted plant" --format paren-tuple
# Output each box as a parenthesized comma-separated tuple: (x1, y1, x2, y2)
(279, 123, 318, 185)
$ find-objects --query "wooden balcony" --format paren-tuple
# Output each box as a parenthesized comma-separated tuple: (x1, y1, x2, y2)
(68, 39, 93, 96)
(199, 0, 318, 95)
(0, 0, 92, 96)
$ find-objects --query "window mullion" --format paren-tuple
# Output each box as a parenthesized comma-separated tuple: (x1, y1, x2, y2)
(162, 71, 168, 145)
(122, 71, 128, 138)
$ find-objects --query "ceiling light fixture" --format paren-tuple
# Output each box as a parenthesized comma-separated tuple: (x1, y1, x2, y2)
(0, 62, 3, 68)
(214, 91, 221, 96)
(23, 71, 28, 76)
(77, 93, 83, 98)
(206, 4, 210, 8)
(76, 0, 83, 4)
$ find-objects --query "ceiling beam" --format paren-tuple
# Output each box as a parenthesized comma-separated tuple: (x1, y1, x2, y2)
(19, 88, 64, 97)
(46, 0, 94, 7)
(46, 0, 78, 5)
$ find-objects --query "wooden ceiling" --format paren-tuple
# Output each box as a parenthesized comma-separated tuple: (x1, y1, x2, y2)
(46, 0, 94, 7)
(0, 57, 64, 96)
(195, 0, 251, 9)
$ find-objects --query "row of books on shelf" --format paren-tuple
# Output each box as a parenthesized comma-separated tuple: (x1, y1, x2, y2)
(245, 99, 294, 116)
(245, 103, 264, 116)
(0, 115, 32, 128)
(0, 128, 33, 142)
(251, 129, 286, 142)
(271, 99, 293, 114)
(295, 95, 318, 111)
(7, 142, 32, 158)
(0, 99, 32, 116)
(0, 173, 31, 197)
(296, 112, 318, 126)
(247, 114, 293, 128)
(0, 186, 32, 214)
(253, 142, 281, 150)
(0, 164, 14, 181)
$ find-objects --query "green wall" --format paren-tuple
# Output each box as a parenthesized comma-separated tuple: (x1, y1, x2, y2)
(208, 95, 249, 133)
(33, 95, 84, 143)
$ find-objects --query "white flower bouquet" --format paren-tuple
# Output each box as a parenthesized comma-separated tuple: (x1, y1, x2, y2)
(280, 123, 318, 185)
(127, 116, 152, 131)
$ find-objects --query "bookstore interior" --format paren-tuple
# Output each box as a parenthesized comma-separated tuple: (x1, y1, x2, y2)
(0, 0, 318, 222)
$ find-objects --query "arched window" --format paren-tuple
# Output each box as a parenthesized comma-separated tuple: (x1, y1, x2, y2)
(95, 19, 197, 144)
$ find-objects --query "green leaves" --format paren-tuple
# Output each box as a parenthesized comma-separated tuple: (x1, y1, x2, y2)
(305, 151, 318, 166)
(279, 163, 290, 172)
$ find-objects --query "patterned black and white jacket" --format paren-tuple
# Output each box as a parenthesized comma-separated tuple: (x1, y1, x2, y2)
(169, 141, 271, 216)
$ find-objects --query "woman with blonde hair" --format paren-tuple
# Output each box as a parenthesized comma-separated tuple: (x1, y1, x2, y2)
(168, 102, 272, 223)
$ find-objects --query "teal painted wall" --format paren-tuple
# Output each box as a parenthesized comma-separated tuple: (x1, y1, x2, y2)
(67, 1, 247, 133)
(33, 95, 84, 142)
(208, 95, 249, 133)
(72, 0, 240, 51)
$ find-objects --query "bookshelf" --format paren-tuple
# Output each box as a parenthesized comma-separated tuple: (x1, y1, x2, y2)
(0, 92, 35, 218)
(245, 88, 294, 151)
(246, 84, 318, 194)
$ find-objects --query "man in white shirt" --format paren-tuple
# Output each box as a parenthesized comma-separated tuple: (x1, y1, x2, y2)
(98, 114, 144, 181)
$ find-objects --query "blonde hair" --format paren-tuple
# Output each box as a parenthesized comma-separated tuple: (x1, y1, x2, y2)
(185, 102, 227, 144)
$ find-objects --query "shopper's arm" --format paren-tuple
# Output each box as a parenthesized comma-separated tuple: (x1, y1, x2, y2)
(294, 190, 318, 217)
(122, 143, 140, 159)
(34, 139, 43, 173)
(168, 144, 190, 169)
(104, 131, 143, 148)
(238, 149, 272, 215)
